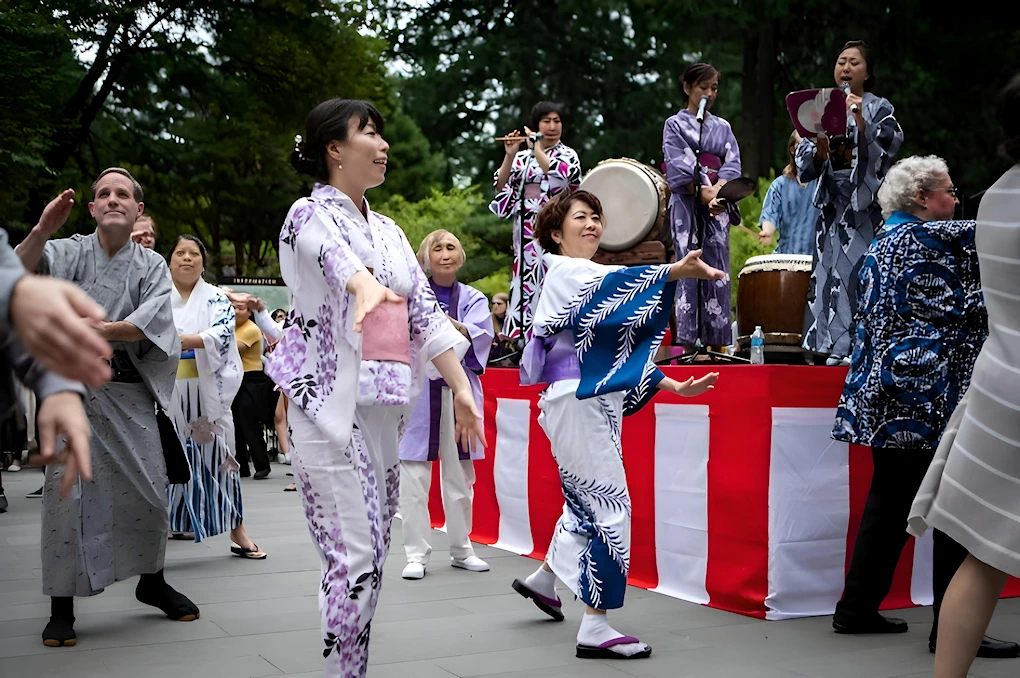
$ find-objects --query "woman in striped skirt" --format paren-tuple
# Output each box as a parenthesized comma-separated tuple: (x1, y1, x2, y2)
(909, 76, 1020, 678)
(166, 235, 266, 559)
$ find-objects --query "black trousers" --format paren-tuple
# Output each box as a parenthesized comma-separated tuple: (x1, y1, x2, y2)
(231, 371, 272, 474)
(835, 447, 968, 641)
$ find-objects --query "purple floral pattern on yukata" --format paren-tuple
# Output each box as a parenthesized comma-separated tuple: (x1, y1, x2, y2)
(316, 303, 338, 395)
(357, 361, 411, 406)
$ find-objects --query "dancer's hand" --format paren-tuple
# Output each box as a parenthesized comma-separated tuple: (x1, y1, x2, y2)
(452, 389, 485, 451)
(708, 197, 726, 217)
(347, 272, 402, 333)
(10, 275, 112, 388)
(35, 391, 93, 499)
(36, 189, 76, 238)
(657, 372, 719, 397)
(668, 249, 725, 281)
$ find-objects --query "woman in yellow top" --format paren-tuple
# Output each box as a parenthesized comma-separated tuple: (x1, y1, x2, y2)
(232, 303, 277, 479)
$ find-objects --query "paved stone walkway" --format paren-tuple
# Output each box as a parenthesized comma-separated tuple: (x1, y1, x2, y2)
(2, 465, 1019, 677)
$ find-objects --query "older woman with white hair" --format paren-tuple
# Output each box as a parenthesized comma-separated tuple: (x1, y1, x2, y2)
(827, 155, 1017, 659)
(398, 230, 494, 580)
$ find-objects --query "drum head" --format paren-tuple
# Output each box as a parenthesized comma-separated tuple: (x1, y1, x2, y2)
(717, 177, 756, 203)
(579, 160, 659, 252)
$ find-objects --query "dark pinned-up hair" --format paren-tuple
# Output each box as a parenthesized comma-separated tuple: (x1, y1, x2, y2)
(999, 74, 1020, 162)
(839, 40, 876, 91)
(91, 167, 144, 202)
(534, 189, 604, 254)
(291, 98, 386, 182)
(169, 234, 209, 270)
(679, 63, 720, 96)
(530, 101, 564, 131)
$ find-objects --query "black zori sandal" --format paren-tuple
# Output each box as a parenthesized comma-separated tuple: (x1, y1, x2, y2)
(230, 544, 268, 560)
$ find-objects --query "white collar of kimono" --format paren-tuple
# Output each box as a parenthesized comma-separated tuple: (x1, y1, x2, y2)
(310, 182, 411, 296)
(311, 182, 370, 224)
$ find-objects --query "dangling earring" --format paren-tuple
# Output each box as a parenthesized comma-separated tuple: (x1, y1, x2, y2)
(338, 163, 343, 170)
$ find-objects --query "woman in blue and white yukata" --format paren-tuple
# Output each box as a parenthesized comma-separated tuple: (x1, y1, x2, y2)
(512, 190, 721, 660)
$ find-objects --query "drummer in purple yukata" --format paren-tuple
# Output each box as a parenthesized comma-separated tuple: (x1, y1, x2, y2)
(662, 62, 743, 351)
(398, 230, 494, 580)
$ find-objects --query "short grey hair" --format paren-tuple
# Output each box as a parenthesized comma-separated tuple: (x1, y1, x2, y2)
(877, 155, 949, 219)
(91, 167, 144, 202)
(416, 229, 466, 275)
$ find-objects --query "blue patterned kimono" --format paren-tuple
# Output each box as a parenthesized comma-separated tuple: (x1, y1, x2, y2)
(797, 93, 904, 359)
(833, 213, 987, 448)
(522, 254, 675, 609)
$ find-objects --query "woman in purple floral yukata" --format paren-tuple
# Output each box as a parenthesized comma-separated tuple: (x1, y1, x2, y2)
(265, 98, 485, 678)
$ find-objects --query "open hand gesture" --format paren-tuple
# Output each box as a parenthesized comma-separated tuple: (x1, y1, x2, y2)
(349, 273, 403, 333)
(659, 372, 719, 397)
(37, 189, 76, 238)
(669, 249, 725, 281)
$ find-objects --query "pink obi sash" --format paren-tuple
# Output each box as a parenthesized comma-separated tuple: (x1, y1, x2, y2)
(524, 183, 543, 201)
(361, 300, 411, 364)
(357, 298, 413, 407)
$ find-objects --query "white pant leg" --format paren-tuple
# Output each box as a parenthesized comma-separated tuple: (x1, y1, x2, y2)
(438, 387, 477, 561)
(399, 460, 433, 565)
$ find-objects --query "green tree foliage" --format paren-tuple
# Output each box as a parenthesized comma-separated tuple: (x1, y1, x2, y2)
(0, 0, 447, 276)
(375, 185, 511, 285)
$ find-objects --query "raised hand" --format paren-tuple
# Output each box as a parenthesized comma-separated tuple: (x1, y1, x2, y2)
(37, 189, 76, 238)
(503, 129, 524, 156)
(669, 249, 725, 281)
(815, 133, 830, 161)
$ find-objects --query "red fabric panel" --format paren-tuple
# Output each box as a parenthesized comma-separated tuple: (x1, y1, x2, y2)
(621, 400, 658, 590)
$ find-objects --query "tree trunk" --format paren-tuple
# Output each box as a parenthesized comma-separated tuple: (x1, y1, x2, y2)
(741, 31, 760, 180)
(754, 19, 777, 178)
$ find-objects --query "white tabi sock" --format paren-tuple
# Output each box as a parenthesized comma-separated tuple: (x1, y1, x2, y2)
(577, 612, 649, 657)
(524, 565, 557, 600)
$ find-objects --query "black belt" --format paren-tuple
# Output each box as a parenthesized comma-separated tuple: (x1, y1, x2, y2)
(110, 351, 143, 383)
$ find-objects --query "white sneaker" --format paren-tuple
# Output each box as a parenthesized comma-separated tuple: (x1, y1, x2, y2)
(402, 562, 426, 580)
(279, 453, 291, 465)
(7, 461, 20, 472)
(451, 556, 490, 572)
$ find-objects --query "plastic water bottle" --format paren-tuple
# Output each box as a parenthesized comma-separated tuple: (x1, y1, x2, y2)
(750, 326, 765, 365)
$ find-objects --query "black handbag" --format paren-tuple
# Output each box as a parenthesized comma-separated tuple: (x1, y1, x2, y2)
(157, 408, 191, 485)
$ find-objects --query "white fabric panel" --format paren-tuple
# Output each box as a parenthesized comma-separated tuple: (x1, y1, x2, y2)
(911, 528, 934, 606)
(492, 398, 533, 555)
(651, 403, 710, 604)
(766, 408, 851, 620)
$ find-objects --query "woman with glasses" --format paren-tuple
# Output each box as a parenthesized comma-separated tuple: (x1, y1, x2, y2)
(828, 155, 1017, 659)
(796, 40, 904, 365)
(757, 131, 820, 254)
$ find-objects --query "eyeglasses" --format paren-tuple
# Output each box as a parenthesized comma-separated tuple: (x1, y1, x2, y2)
(926, 186, 959, 198)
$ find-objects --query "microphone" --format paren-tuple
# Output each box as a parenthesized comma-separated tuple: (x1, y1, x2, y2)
(841, 83, 859, 114)
(528, 131, 543, 144)
(696, 96, 709, 123)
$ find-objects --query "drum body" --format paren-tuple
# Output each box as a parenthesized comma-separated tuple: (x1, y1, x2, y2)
(579, 158, 670, 252)
(736, 254, 813, 348)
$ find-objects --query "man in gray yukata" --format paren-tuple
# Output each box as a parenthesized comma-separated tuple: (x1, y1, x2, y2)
(17, 169, 198, 647)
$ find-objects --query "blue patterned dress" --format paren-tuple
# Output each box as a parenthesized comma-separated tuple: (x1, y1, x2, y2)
(832, 212, 987, 448)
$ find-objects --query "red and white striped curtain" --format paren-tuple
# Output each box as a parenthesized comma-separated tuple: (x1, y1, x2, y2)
(426, 366, 1020, 619)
